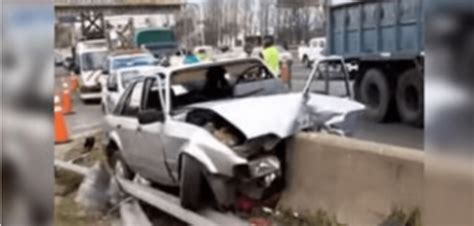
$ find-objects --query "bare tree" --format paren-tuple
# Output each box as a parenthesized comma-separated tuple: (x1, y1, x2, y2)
(200, 0, 324, 47)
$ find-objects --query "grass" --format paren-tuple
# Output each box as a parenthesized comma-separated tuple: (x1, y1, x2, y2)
(380, 208, 422, 226)
(54, 192, 112, 226)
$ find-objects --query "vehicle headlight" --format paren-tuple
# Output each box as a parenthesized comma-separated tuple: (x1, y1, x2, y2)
(247, 156, 280, 178)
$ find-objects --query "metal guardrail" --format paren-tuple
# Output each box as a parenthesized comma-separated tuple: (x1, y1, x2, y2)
(54, 160, 247, 226)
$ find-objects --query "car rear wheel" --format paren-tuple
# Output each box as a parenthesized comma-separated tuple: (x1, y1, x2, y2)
(180, 155, 204, 210)
(360, 68, 391, 122)
(396, 69, 424, 127)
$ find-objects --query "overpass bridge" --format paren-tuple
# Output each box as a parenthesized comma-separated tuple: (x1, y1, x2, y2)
(55, 0, 184, 17)
(55, 0, 187, 41)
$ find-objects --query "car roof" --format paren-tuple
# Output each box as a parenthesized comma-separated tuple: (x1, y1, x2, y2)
(76, 39, 108, 53)
(167, 57, 263, 72)
(117, 65, 160, 75)
(135, 57, 265, 80)
(109, 49, 150, 58)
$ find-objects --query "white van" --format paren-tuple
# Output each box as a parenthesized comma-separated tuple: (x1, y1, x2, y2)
(74, 39, 108, 101)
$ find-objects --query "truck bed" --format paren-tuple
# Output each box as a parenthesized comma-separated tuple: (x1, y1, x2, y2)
(327, 0, 424, 60)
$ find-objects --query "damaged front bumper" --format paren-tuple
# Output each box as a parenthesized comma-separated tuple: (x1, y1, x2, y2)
(234, 156, 281, 182)
(233, 156, 282, 199)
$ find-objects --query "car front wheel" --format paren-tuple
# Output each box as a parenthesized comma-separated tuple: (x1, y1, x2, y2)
(111, 152, 134, 180)
(180, 155, 204, 210)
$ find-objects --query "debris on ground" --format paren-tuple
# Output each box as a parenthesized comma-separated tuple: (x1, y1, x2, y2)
(55, 191, 116, 226)
(55, 132, 107, 167)
(380, 208, 422, 226)
(75, 162, 111, 214)
(250, 207, 347, 226)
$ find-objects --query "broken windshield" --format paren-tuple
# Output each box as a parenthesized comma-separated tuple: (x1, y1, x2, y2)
(169, 61, 288, 110)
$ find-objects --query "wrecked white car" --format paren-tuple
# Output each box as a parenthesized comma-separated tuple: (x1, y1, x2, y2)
(104, 58, 364, 210)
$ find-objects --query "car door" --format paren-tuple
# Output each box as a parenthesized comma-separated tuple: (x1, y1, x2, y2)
(108, 80, 145, 173)
(135, 76, 176, 185)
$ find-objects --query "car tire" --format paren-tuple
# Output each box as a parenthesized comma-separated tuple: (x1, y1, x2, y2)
(180, 155, 203, 210)
(111, 152, 134, 180)
(396, 69, 424, 127)
(360, 68, 391, 122)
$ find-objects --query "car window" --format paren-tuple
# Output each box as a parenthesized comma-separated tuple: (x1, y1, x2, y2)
(121, 70, 144, 89)
(319, 41, 326, 48)
(112, 55, 156, 70)
(307, 63, 351, 97)
(80, 51, 108, 71)
(104, 59, 110, 71)
(142, 77, 165, 113)
(122, 81, 144, 117)
(170, 61, 284, 110)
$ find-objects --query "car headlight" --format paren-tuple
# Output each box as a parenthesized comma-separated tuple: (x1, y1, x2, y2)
(248, 156, 280, 178)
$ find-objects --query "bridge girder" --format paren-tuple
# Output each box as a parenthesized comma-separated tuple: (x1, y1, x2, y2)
(56, 5, 182, 18)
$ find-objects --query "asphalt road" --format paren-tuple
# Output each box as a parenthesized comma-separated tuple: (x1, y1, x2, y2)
(55, 62, 423, 150)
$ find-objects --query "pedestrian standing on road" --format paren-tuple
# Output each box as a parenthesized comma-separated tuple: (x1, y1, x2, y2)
(261, 36, 280, 77)
(183, 50, 200, 65)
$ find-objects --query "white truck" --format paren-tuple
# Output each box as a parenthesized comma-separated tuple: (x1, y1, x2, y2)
(74, 39, 109, 102)
(298, 37, 326, 68)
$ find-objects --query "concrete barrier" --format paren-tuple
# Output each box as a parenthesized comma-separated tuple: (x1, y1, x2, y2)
(278, 133, 424, 226)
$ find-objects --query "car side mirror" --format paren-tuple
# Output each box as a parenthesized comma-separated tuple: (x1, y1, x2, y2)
(107, 83, 118, 92)
(138, 110, 164, 124)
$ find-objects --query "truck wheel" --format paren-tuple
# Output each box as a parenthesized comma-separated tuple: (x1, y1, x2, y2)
(360, 69, 391, 122)
(396, 69, 423, 127)
(180, 155, 203, 210)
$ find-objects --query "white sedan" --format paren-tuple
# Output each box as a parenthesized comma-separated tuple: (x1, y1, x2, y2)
(102, 65, 158, 114)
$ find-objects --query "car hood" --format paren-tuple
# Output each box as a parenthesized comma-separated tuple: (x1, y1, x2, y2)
(188, 93, 364, 139)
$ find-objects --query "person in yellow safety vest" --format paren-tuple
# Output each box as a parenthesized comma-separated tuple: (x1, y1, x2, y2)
(261, 36, 280, 76)
(196, 49, 209, 62)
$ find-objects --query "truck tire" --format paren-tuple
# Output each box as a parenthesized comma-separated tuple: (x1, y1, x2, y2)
(396, 69, 423, 127)
(180, 155, 203, 210)
(360, 69, 391, 122)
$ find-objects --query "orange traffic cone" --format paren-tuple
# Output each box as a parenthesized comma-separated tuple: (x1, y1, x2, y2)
(55, 95, 70, 144)
(61, 82, 74, 114)
(69, 74, 79, 92)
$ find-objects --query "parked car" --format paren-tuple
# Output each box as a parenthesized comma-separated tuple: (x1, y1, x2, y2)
(101, 65, 157, 114)
(298, 37, 326, 68)
(104, 58, 364, 210)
